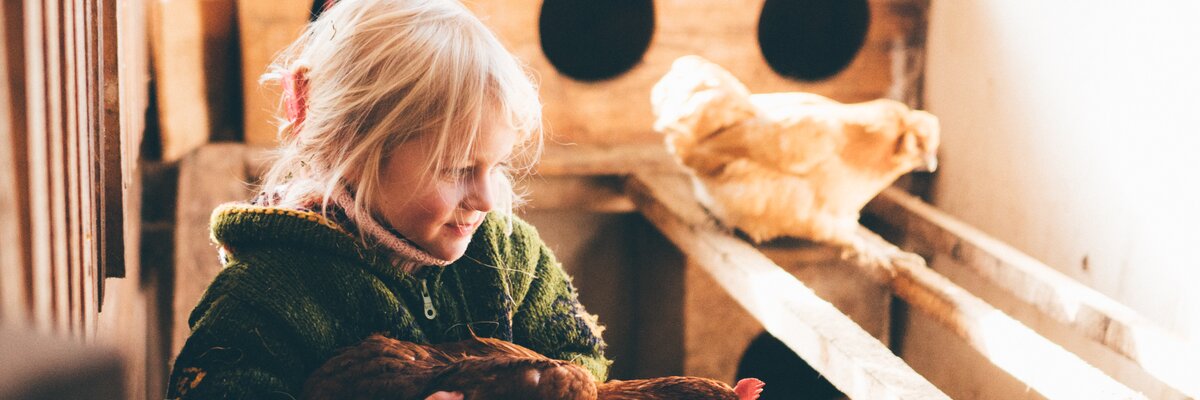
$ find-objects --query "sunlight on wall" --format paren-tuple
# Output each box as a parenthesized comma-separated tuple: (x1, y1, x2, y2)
(926, 1, 1200, 343)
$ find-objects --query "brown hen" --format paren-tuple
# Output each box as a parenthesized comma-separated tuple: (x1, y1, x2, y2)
(302, 334, 764, 400)
(650, 55, 940, 268)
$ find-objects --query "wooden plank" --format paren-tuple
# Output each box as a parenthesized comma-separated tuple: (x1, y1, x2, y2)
(468, 0, 928, 145)
(171, 143, 255, 363)
(44, 0, 72, 334)
(536, 143, 677, 176)
(523, 176, 634, 213)
(865, 187, 1200, 399)
(627, 171, 949, 400)
(847, 226, 1147, 399)
(63, 0, 83, 338)
(99, 0, 124, 283)
(236, 0, 311, 146)
(24, 0, 54, 333)
(149, 0, 210, 160)
(0, 0, 30, 326)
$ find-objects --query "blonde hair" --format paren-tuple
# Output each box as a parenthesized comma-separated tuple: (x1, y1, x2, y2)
(258, 0, 543, 228)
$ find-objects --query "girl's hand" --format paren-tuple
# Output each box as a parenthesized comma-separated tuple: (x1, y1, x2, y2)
(425, 391, 463, 400)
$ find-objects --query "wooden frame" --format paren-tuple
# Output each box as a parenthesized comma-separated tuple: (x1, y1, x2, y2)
(865, 187, 1200, 399)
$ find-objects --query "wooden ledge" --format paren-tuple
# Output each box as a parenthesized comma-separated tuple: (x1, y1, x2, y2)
(866, 187, 1199, 399)
(627, 172, 950, 400)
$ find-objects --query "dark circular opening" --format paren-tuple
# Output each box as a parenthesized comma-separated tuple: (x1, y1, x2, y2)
(757, 0, 870, 81)
(538, 0, 655, 82)
(737, 332, 844, 400)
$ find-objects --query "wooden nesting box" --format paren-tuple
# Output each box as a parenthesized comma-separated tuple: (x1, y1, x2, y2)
(466, 0, 928, 145)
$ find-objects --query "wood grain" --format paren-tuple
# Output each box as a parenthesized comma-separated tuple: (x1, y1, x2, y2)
(627, 171, 949, 400)
(866, 187, 1200, 399)
(171, 143, 255, 363)
(236, 0, 312, 146)
(467, 0, 929, 145)
(0, 0, 30, 326)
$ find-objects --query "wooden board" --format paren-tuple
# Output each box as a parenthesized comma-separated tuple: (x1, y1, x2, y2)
(149, 0, 236, 160)
(627, 171, 949, 400)
(848, 226, 1146, 399)
(466, 0, 929, 145)
(865, 187, 1200, 399)
(236, 0, 312, 146)
(171, 143, 256, 363)
(0, 0, 29, 325)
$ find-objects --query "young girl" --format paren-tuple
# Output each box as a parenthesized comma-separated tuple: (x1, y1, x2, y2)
(167, 0, 610, 398)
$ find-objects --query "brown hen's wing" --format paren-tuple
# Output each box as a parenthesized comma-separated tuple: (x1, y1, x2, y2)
(598, 376, 740, 400)
(426, 355, 598, 400)
(433, 336, 547, 359)
(301, 334, 452, 400)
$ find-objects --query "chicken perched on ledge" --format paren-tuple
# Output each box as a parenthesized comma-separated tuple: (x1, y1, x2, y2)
(650, 55, 939, 266)
(302, 334, 765, 400)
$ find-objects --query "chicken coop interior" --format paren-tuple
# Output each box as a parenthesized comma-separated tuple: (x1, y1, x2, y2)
(2, 0, 1198, 399)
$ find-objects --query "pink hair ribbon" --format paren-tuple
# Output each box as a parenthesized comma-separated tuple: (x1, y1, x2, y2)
(282, 65, 311, 138)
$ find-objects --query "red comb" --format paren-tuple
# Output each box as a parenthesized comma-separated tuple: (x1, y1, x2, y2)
(734, 378, 765, 400)
(282, 65, 311, 138)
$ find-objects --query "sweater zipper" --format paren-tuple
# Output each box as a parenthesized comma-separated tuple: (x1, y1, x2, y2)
(420, 278, 438, 320)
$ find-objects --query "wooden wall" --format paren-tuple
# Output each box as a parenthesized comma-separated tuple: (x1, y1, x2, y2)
(1, 0, 152, 397)
(467, 0, 928, 145)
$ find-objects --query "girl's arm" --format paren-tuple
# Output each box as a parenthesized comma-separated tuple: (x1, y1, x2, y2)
(510, 239, 612, 382)
(168, 294, 310, 399)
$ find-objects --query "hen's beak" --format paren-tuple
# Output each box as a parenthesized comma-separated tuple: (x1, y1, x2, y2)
(916, 152, 938, 172)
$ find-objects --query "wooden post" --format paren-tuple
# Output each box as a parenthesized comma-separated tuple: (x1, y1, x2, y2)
(627, 172, 950, 400)
(237, 0, 312, 146)
(865, 187, 1200, 399)
(171, 143, 256, 363)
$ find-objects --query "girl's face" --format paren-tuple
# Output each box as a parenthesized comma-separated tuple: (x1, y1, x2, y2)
(374, 116, 518, 262)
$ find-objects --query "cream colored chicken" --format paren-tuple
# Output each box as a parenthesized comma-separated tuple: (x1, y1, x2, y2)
(651, 55, 939, 258)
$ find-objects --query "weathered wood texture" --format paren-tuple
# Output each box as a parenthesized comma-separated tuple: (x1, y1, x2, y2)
(684, 241, 893, 385)
(237, 0, 312, 146)
(850, 226, 1146, 399)
(1, 0, 31, 326)
(149, 0, 236, 160)
(171, 143, 257, 363)
(11, 0, 117, 337)
(466, 0, 928, 145)
(866, 187, 1200, 399)
(627, 172, 949, 400)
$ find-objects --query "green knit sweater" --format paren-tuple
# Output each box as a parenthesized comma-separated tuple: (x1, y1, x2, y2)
(167, 204, 610, 399)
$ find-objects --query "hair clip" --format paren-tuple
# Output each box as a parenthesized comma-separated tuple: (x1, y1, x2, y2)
(282, 65, 311, 139)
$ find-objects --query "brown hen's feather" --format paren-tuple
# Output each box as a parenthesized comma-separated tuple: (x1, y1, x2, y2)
(302, 334, 762, 400)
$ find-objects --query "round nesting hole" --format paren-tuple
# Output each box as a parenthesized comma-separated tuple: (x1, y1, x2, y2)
(737, 331, 844, 400)
(538, 0, 655, 82)
(757, 0, 870, 81)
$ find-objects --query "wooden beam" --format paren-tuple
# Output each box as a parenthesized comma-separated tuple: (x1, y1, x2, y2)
(172, 143, 256, 363)
(865, 187, 1200, 399)
(536, 143, 677, 176)
(850, 226, 1146, 399)
(523, 176, 634, 213)
(0, 0, 29, 326)
(627, 172, 949, 400)
(236, 0, 311, 146)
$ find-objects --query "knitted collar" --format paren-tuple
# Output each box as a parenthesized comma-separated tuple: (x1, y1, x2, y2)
(249, 186, 453, 272)
(326, 187, 453, 269)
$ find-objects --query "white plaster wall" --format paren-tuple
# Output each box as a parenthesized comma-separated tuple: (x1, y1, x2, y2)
(918, 0, 1200, 396)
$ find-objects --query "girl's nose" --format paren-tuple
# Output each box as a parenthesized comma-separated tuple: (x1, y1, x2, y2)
(463, 173, 497, 212)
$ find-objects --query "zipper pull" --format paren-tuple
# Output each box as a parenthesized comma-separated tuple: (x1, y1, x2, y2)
(420, 278, 437, 320)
